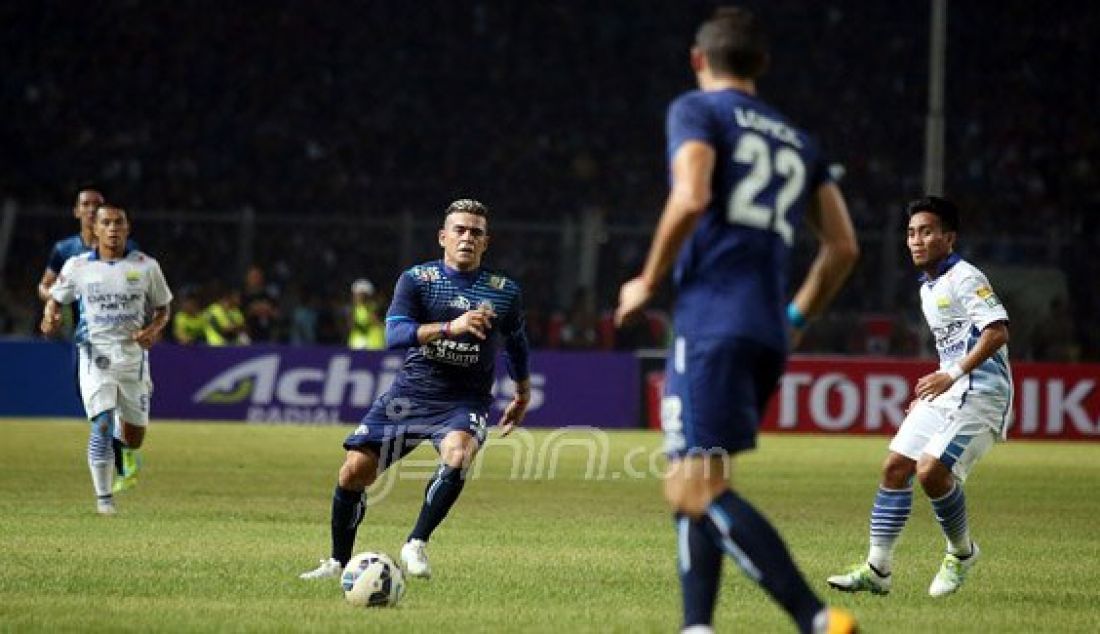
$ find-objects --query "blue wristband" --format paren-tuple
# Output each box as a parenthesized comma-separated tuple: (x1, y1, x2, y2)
(787, 302, 807, 329)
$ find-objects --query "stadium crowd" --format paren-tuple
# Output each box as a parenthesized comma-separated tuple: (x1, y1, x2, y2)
(1, 2, 1094, 360)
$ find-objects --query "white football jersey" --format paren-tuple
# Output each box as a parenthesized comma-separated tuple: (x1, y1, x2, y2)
(918, 254, 1012, 427)
(51, 249, 173, 370)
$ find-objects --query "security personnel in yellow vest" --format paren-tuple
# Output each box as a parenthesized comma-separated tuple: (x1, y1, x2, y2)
(204, 288, 250, 346)
(347, 278, 384, 350)
(172, 292, 208, 344)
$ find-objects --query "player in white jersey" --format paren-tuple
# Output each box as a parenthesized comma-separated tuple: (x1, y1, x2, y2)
(828, 196, 1011, 598)
(41, 205, 172, 515)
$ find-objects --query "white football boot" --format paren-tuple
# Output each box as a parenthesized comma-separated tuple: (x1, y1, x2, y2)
(826, 562, 891, 595)
(400, 539, 432, 578)
(299, 557, 343, 580)
(929, 542, 980, 597)
(96, 497, 117, 516)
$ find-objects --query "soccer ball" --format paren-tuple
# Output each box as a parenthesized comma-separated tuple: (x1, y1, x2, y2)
(341, 551, 406, 608)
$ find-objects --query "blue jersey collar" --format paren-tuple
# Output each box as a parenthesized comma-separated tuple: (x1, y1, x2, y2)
(918, 252, 961, 284)
(441, 261, 480, 282)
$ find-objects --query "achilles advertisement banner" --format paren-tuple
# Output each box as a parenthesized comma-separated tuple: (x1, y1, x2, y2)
(643, 356, 1100, 440)
(146, 345, 639, 428)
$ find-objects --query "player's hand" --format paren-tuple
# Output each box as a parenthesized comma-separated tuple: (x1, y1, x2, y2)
(450, 307, 495, 340)
(40, 307, 62, 337)
(498, 394, 529, 437)
(915, 371, 954, 401)
(133, 326, 161, 349)
(614, 276, 653, 327)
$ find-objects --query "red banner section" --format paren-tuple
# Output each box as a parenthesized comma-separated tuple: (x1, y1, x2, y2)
(646, 356, 1100, 441)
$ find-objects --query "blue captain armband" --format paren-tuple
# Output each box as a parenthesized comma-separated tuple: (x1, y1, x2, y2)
(786, 302, 807, 329)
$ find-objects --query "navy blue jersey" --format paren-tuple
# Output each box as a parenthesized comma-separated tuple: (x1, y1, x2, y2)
(383, 260, 529, 408)
(667, 88, 832, 350)
(45, 234, 140, 343)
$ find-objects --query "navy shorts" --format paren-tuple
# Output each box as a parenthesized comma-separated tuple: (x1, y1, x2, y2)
(662, 335, 785, 457)
(343, 392, 489, 468)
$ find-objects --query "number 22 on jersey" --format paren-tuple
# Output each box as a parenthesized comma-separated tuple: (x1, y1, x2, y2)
(726, 131, 805, 246)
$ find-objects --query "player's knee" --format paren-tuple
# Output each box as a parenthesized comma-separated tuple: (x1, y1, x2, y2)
(339, 449, 380, 489)
(439, 434, 479, 469)
(120, 423, 145, 448)
(663, 477, 718, 519)
(441, 445, 476, 469)
(915, 456, 951, 491)
(881, 453, 916, 488)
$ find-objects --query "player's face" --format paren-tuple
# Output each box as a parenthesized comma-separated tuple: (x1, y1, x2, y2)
(73, 190, 105, 227)
(439, 212, 489, 271)
(93, 207, 130, 251)
(907, 211, 954, 268)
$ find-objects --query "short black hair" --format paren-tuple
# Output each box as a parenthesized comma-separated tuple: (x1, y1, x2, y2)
(443, 198, 489, 224)
(75, 182, 103, 196)
(695, 7, 769, 79)
(906, 196, 959, 232)
(93, 203, 129, 222)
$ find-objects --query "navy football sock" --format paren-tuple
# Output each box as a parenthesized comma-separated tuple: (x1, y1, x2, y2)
(676, 513, 723, 627)
(112, 437, 126, 475)
(408, 465, 466, 542)
(704, 489, 824, 634)
(331, 486, 366, 565)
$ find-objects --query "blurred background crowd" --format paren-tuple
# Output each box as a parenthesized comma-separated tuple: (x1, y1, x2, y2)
(1, 1, 1095, 360)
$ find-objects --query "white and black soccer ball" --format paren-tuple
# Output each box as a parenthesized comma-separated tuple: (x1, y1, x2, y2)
(341, 551, 406, 608)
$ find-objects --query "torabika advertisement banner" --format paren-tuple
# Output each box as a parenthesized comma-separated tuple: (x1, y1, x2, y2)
(642, 356, 1100, 440)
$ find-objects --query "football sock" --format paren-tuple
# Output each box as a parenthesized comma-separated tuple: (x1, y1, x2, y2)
(112, 437, 126, 475)
(703, 489, 823, 634)
(331, 485, 366, 565)
(930, 482, 972, 556)
(408, 464, 466, 542)
(676, 513, 723, 628)
(867, 486, 912, 574)
(88, 411, 115, 498)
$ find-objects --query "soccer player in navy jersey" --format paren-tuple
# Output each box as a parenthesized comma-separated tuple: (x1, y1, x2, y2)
(615, 8, 859, 633)
(301, 199, 531, 581)
(38, 187, 142, 488)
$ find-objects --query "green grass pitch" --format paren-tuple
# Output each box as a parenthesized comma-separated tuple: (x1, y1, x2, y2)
(1, 419, 1098, 632)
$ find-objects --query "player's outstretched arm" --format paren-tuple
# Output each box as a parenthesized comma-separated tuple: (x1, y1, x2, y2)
(789, 182, 859, 334)
(134, 305, 171, 349)
(615, 140, 715, 326)
(499, 378, 531, 437)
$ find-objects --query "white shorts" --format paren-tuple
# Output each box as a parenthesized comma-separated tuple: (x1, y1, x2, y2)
(888, 401, 999, 482)
(78, 346, 153, 427)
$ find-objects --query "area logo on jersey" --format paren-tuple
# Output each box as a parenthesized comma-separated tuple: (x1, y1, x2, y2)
(125, 270, 142, 284)
(975, 285, 1001, 307)
(450, 295, 473, 311)
(489, 275, 507, 290)
(936, 296, 951, 311)
(412, 266, 441, 283)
